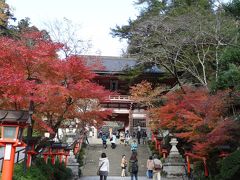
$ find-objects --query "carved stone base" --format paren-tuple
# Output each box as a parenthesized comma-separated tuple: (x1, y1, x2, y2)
(163, 138, 185, 178)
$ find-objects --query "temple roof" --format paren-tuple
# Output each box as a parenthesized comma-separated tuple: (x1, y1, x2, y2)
(84, 56, 164, 74)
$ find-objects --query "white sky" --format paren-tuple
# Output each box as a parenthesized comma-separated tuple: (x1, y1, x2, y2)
(6, 0, 139, 57)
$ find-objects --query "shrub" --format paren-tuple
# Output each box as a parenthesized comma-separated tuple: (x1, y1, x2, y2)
(13, 157, 72, 180)
(76, 147, 85, 167)
(216, 150, 240, 180)
(13, 163, 49, 180)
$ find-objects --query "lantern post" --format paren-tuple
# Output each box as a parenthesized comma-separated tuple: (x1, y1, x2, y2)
(0, 110, 30, 180)
(64, 146, 72, 166)
(23, 137, 40, 168)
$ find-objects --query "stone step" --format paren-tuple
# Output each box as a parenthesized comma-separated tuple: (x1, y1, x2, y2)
(79, 176, 183, 180)
(81, 143, 150, 176)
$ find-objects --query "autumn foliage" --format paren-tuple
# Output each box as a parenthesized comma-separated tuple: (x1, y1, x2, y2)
(0, 30, 112, 135)
(149, 86, 240, 155)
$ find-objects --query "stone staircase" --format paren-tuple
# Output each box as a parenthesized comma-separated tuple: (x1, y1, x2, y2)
(81, 138, 150, 177)
(79, 137, 183, 180)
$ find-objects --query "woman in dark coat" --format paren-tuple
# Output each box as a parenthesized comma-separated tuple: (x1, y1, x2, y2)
(128, 152, 138, 180)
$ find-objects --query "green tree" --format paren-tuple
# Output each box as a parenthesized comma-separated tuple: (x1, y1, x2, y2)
(111, 0, 238, 89)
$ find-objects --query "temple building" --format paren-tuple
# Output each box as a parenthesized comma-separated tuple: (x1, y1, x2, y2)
(86, 56, 177, 137)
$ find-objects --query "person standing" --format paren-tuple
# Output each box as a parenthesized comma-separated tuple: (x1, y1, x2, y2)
(137, 125, 141, 132)
(128, 153, 138, 180)
(152, 154, 162, 180)
(120, 154, 127, 177)
(98, 152, 109, 180)
(146, 156, 154, 178)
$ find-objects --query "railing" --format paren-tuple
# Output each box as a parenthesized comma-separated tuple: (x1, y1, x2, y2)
(109, 95, 131, 101)
(0, 147, 25, 172)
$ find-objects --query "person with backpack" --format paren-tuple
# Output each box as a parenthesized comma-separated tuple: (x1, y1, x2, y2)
(128, 153, 138, 180)
(152, 154, 163, 180)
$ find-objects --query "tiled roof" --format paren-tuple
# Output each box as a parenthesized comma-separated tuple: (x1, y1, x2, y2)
(83, 56, 164, 74)
(98, 56, 137, 72)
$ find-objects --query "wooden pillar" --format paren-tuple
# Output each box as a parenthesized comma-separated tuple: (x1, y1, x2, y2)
(2, 144, 16, 180)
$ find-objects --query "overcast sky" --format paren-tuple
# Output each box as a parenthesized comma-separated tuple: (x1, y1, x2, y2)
(6, 0, 139, 57)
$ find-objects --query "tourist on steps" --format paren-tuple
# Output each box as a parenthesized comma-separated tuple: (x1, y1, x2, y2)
(110, 132, 117, 149)
(128, 152, 138, 180)
(142, 130, 147, 144)
(131, 140, 138, 153)
(152, 154, 163, 180)
(120, 154, 128, 177)
(102, 133, 107, 149)
(146, 156, 154, 178)
(137, 130, 141, 144)
(98, 152, 109, 180)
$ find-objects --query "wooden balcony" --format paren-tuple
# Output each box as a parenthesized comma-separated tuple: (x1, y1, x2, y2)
(108, 95, 132, 102)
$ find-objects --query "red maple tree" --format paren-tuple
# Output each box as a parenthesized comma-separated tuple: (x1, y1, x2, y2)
(0, 31, 112, 138)
(149, 86, 239, 156)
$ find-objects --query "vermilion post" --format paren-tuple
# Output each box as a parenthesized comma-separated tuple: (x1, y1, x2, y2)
(59, 154, 63, 163)
(51, 154, 55, 165)
(26, 144, 37, 168)
(203, 158, 209, 177)
(26, 153, 32, 168)
(151, 133, 155, 141)
(74, 143, 79, 154)
(158, 142, 161, 155)
(43, 154, 48, 163)
(2, 144, 16, 180)
(65, 156, 68, 166)
(186, 155, 191, 174)
(155, 140, 158, 150)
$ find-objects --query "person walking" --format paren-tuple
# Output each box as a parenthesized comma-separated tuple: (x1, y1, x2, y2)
(146, 156, 154, 178)
(137, 130, 141, 144)
(131, 140, 138, 153)
(120, 154, 128, 177)
(152, 154, 162, 180)
(102, 133, 107, 149)
(125, 132, 130, 146)
(98, 152, 109, 180)
(128, 153, 138, 180)
(142, 130, 147, 144)
(119, 131, 125, 144)
(110, 132, 117, 149)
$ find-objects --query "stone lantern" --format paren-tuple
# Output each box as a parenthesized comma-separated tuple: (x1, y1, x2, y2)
(163, 137, 185, 178)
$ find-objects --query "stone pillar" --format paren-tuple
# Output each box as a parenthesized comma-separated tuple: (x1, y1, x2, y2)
(163, 138, 185, 179)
